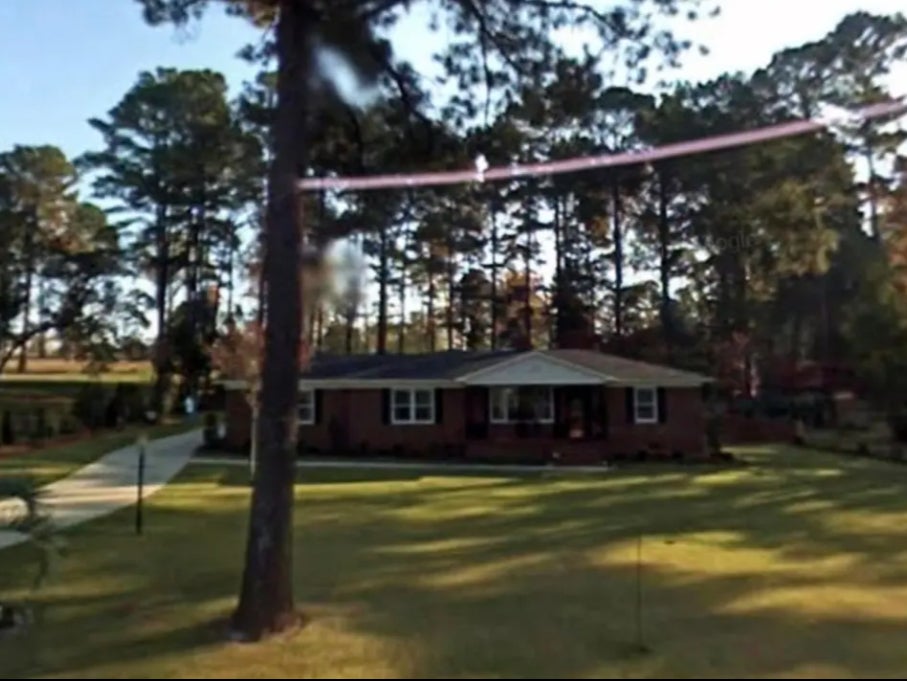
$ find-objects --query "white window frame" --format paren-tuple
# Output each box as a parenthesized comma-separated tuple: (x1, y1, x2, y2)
(634, 387, 658, 424)
(391, 388, 435, 425)
(298, 389, 316, 425)
(489, 386, 555, 424)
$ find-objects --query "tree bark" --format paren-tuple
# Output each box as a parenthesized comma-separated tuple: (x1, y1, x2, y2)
(344, 303, 355, 354)
(18, 222, 35, 373)
(553, 192, 562, 294)
(377, 226, 389, 354)
(865, 146, 880, 241)
(426, 268, 437, 352)
(489, 205, 498, 350)
(226, 241, 235, 321)
(656, 169, 672, 356)
(256, 227, 267, 328)
(36, 277, 47, 360)
(152, 200, 171, 418)
(445, 228, 456, 351)
(231, 0, 310, 642)
(522, 231, 532, 347)
(315, 304, 324, 351)
(397, 265, 406, 353)
(611, 174, 624, 340)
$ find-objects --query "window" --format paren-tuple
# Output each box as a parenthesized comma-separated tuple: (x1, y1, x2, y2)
(391, 389, 435, 424)
(298, 389, 315, 425)
(634, 387, 657, 424)
(490, 386, 554, 423)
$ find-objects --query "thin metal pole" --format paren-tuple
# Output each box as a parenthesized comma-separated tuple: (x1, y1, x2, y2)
(636, 531, 644, 651)
(136, 435, 147, 536)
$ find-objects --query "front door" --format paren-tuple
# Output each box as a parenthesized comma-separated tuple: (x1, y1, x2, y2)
(464, 386, 489, 440)
(554, 386, 588, 439)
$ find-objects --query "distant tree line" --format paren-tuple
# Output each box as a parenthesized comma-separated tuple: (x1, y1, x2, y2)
(2, 11, 906, 415)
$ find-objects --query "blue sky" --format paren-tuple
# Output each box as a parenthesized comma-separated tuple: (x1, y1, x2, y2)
(1, 0, 904, 162)
(1, 1, 901, 330)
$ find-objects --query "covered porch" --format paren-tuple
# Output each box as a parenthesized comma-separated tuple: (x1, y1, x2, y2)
(458, 352, 612, 464)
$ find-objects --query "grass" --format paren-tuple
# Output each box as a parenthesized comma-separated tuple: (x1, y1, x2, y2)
(0, 420, 195, 487)
(5, 445, 907, 677)
(803, 422, 895, 456)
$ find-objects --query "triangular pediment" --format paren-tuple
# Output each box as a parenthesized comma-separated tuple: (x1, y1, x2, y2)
(457, 351, 606, 385)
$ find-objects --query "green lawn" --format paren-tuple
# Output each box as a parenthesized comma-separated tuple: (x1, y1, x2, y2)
(4, 445, 907, 678)
(0, 420, 195, 487)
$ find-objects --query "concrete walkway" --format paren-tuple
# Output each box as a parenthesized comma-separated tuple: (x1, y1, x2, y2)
(0, 429, 201, 551)
(191, 455, 612, 475)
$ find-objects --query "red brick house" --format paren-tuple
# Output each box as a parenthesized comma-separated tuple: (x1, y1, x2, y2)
(223, 349, 712, 464)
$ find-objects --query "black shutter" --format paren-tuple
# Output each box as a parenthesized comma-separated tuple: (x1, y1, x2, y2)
(657, 388, 667, 423)
(314, 389, 323, 425)
(625, 387, 634, 424)
(382, 389, 391, 424)
(435, 388, 444, 424)
(552, 387, 564, 437)
(599, 387, 609, 439)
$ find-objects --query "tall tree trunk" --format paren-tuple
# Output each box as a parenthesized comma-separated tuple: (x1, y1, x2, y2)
(231, 0, 309, 641)
(226, 237, 236, 320)
(427, 269, 437, 352)
(36, 277, 47, 359)
(256, 226, 267, 328)
(152, 201, 170, 416)
(445, 237, 455, 350)
(344, 313, 354, 353)
(306, 307, 317, 350)
(553, 192, 562, 295)
(186, 201, 204, 397)
(376, 226, 389, 354)
(523, 232, 533, 347)
(397, 268, 406, 353)
(657, 169, 672, 356)
(18, 223, 35, 373)
(865, 146, 881, 241)
(489, 205, 498, 350)
(611, 174, 624, 340)
(315, 304, 324, 351)
(552, 193, 562, 345)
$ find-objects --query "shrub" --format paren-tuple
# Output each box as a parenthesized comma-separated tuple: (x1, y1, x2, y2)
(0, 392, 75, 444)
(1, 411, 13, 445)
(73, 383, 108, 429)
(202, 412, 220, 449)
(888, 410, 907, 444)
(113, 383, 147, 424)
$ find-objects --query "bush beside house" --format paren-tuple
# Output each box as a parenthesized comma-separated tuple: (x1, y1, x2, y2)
(0, 381, 174, 450)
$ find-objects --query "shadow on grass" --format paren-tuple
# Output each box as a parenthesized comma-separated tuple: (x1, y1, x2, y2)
(5, 444, 907, 677)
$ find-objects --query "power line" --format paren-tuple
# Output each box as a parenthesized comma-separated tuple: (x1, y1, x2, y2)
(297, 98, 906, 193)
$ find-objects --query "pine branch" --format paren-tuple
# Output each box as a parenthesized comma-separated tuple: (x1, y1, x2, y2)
(0, 320, 57, 375)
(458, 0, 527, 77)
(365, 43, 435, 153)
(516, 0, 628, 38)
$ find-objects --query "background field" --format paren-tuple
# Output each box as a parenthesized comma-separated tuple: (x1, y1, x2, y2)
(0, 360, 153, 384)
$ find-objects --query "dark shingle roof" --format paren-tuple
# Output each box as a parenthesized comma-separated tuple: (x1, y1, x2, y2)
(304, 350, 519, 380)
(302, 349, 710, 385)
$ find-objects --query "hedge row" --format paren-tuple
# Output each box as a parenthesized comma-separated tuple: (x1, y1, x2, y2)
(0, 382, 163, 446)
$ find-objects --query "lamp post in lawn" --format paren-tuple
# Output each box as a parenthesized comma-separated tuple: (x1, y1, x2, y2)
(135, 432, 148, 535)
